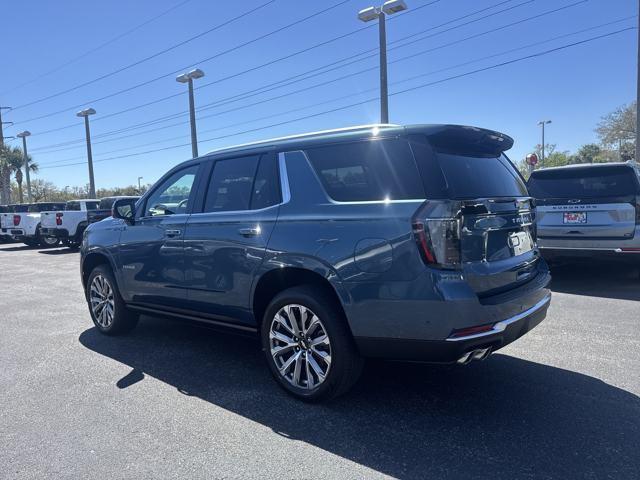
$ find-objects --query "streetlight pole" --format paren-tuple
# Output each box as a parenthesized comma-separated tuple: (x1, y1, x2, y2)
(538, 120, 551, 167)
(76, 108, 97, 198)
(0, 106, 12, 147)
(16, 131, 32, 202)
(176, 68, 205, 158)
(358, 0, 408, 124)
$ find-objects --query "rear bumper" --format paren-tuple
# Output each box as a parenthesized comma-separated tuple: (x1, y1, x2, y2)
(347, 259, 552, 362)
(41, 228, 70, 239)
(356, 294, 550, 362)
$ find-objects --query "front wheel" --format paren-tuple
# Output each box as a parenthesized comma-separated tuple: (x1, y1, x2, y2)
(86, 265, 138, 335)
(261, 286, 363, 402)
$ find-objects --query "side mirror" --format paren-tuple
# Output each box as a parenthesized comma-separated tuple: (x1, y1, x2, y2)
(112, 198, 137, 224)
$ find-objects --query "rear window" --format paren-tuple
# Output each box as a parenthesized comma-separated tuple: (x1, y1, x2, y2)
(14, 205, 28, 213)
(305, 138, 425, 202)
(28, 203, 64, 212)
(436, 153, 528, 199)
(528, 166, 639, 199)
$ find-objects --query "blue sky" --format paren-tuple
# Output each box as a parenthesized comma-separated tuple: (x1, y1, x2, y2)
(0, 0, 636, 189)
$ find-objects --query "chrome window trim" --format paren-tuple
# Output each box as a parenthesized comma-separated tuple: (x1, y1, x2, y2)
(445, 294, 552, 342)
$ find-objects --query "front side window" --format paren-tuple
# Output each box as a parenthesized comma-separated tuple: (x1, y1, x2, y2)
(144, 166, 198, 217)
(305, 138, 425, 202)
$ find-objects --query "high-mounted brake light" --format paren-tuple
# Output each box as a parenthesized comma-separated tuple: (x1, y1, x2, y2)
(13, 215, 20, 226)
(56, 212, 63, 226)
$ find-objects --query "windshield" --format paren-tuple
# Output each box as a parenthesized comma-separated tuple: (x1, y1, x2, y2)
(528, 166, 639, 198)
(436, 153, 528, 199)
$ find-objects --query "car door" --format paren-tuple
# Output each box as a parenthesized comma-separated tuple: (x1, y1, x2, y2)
(183, 152, 283, 326)
(118, 164, 201, 308)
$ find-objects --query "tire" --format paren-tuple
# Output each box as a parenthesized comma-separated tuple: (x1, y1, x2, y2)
(36, 228, 60, 248)
(86, 265, 138, 335)
(261, 285, 363, 402)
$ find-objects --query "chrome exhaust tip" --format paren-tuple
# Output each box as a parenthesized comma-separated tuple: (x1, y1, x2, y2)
(457, 347, 492, 365)
(456, 351, 474, 365)
(472, 347, 492, 361)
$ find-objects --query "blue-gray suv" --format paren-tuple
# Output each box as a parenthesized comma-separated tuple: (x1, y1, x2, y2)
(81, 124, 551, 401)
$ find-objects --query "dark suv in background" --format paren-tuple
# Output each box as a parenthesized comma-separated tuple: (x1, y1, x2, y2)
(81, 124, 551, 401)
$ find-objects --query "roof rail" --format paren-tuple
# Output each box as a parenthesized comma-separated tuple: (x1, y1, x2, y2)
(204, 124, 400, 156)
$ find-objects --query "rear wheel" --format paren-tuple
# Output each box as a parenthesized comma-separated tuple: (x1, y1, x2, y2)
(36, 228, 60, 248)
(86, 265, 138, 335)
(261, 286, 363, 402)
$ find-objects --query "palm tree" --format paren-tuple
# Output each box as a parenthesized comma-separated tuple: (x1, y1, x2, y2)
(0, 145, 37, 204)
(14, 155, 38, 203)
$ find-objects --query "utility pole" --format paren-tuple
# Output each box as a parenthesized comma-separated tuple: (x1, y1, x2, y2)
(16, 131, 32, 202)
(137, 176, 143, 192)
(358, 1, 408, 124)
(77, 108, 97, 198)
(0, 106, 13, 147)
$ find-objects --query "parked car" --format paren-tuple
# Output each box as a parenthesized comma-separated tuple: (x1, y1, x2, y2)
(0, 204, 26, 242)
(81, 124, 551, 401)
(2, 202, 65, 247)
(40, 199, 100, 248)
(528, 161, 640, 263)
(87, 196, 140, 225)
(0, 205, 15, 243)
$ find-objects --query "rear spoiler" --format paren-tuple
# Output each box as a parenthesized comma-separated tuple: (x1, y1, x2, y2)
(418, 125, 514, 156)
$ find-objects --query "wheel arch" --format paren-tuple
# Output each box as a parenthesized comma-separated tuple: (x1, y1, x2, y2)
(251, 262, 353, 336)
(81, 250, 120, 295)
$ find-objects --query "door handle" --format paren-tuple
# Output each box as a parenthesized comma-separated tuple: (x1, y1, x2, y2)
(238, 227, 261, 237)
(165, 229, 182, 237)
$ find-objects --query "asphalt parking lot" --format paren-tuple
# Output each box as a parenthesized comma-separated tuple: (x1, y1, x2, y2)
(0, 243, 639, 479)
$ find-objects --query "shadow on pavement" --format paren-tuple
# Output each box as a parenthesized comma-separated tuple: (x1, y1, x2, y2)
(79, 318, 640, 479)
(38, 248, 79, 255)
(0, 245, 36, 252)
(550, 260, 640, 301)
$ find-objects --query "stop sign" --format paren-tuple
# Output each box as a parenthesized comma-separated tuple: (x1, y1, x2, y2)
(526, 153, 538, 166)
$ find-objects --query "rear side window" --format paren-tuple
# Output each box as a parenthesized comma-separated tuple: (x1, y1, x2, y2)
(251, 154, 281, 210)
(528, 166, 640, 198)
(86, 201, 100, 210)
(436, 153, 527, 199)
(305, 138, 425, 202)
(204, 156, 260, 212)
(29, 203, 64, 212)
(66, 202, 80, 211)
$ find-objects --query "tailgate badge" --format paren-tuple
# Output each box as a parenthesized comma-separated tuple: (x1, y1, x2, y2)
(567, 199, 581, 204)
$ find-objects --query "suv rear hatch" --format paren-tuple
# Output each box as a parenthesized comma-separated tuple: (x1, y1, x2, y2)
(528, 164, 640, 239)
(409, 127, 540, 297)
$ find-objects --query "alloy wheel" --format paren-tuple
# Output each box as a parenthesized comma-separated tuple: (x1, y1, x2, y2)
(90, 275, 115, 328)
(269, 304, 332, 389)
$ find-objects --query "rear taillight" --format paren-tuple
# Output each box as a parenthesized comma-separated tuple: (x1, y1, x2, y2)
(13, 215, 20, 226)
(412, 200, 462, 269)
(56, 212, 63, 226)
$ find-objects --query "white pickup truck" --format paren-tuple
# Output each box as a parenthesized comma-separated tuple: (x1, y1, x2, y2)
(0, 202, 66, 247)
(40, 199, 100, 248)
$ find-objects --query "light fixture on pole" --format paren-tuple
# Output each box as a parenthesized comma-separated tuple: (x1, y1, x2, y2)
(537, 120, 551, 167)
(16, 131, 32, 202)
(176, 68, 205, 158)
(76, 108, 97, 198)
(357, 0, 408, 124)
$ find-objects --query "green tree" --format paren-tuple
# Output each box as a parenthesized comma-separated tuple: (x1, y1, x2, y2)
(596, 101, 636, 160)
(575, 143, 602, 164)
(0, 145, 38, 204)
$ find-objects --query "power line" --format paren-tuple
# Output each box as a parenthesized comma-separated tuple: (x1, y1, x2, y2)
(26, 0, 534, 145)
(39, 26, 635, 170)
(0, 0, 196, 96)
(8, 0, 278, 112)
(38, 16, 635, 166)
(8, 0, 353, 117)
(31, 0, 589, 154)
